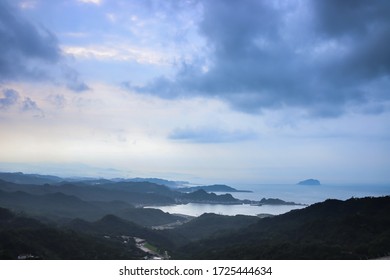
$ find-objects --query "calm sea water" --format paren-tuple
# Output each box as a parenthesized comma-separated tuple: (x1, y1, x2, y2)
(148, 184, 390, 217)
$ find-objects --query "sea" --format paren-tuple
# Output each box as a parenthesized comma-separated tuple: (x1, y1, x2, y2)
(148, 183, 390, 217)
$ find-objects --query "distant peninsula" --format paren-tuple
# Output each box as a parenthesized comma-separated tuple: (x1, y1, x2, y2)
(179, 189, 240, 204)
(177, 184, 252, 193)
(177, 190, 304, 206)
(297, 179, 321, 185)
(252, 198, 304, 206)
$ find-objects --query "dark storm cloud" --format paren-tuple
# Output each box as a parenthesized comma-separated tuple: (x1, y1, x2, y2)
(0, 0, 60, 78)
(130, 0, 390, 117)
(0, 0, 88, 92)
(311, 0, 390, 80)
(312, 0, 390, 38)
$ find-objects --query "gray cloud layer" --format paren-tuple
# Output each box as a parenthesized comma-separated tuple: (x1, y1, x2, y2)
(0, 0, 88, 92)
(130, 0, 390, 117)
(0, 1, 59, 79)
(169, 126, 257, 143)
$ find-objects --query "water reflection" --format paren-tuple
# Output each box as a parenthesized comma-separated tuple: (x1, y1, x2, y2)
(146, 203, 306, 217)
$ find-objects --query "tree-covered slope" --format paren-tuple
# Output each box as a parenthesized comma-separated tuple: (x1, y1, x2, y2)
(0, 207, 145, 260)
(176, 196, 390, 259)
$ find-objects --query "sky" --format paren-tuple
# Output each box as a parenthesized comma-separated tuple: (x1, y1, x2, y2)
(0, 0, 389, 185)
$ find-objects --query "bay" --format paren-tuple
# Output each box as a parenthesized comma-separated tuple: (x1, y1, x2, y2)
(147, 203, 305, 217)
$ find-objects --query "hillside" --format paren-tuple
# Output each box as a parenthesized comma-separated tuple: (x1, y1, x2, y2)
(164, 213, 259, 244)
(0, 207, 145, 260)
(0, 172, 63, 185)
(0, 179, 176, 206)
(0, 188, 185, 226)
(179, 189, 240, 204)
(175, 196, 390, 259)
(66, 214, 175, 250)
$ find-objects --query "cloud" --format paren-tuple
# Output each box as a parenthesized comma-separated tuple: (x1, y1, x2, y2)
(312, 0, 390, 38)
(0, 1, 60, 79)
(311, 0, 390, 80)
(0, 89, 20, 109)
(169, 126, 257, 143)
(77, 0, 102, 5)
(62, 45, 170, 65)
(0, 88, 44, 117)
(61, 65, 90, 92)
(46, 94, 66, 108)
(21, 97, 44, 118)
(129, 0, 390, 117)
(18, 1, 38, 9)
(0, 0, 88, 91)
(21, 97, 38, 111)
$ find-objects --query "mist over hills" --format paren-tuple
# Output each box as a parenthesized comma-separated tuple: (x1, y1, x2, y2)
(0, 172, 188, 188)
(0, 172, 63, 185)
(0, 172, 296, 207)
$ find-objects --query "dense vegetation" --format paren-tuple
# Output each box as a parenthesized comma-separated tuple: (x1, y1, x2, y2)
(180, 189, 239, 204)
(164, 213, 259, 245)
(0, 207, 145, 259)
(175, 196, 390, 259)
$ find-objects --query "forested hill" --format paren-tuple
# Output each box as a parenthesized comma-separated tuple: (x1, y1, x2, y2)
(0, 207, 146, 260)
(175, 196, 390, 259)
(2, 196, 390, 260)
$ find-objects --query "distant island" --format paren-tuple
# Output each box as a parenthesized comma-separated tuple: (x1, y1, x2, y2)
(297, 179, 321, 185)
